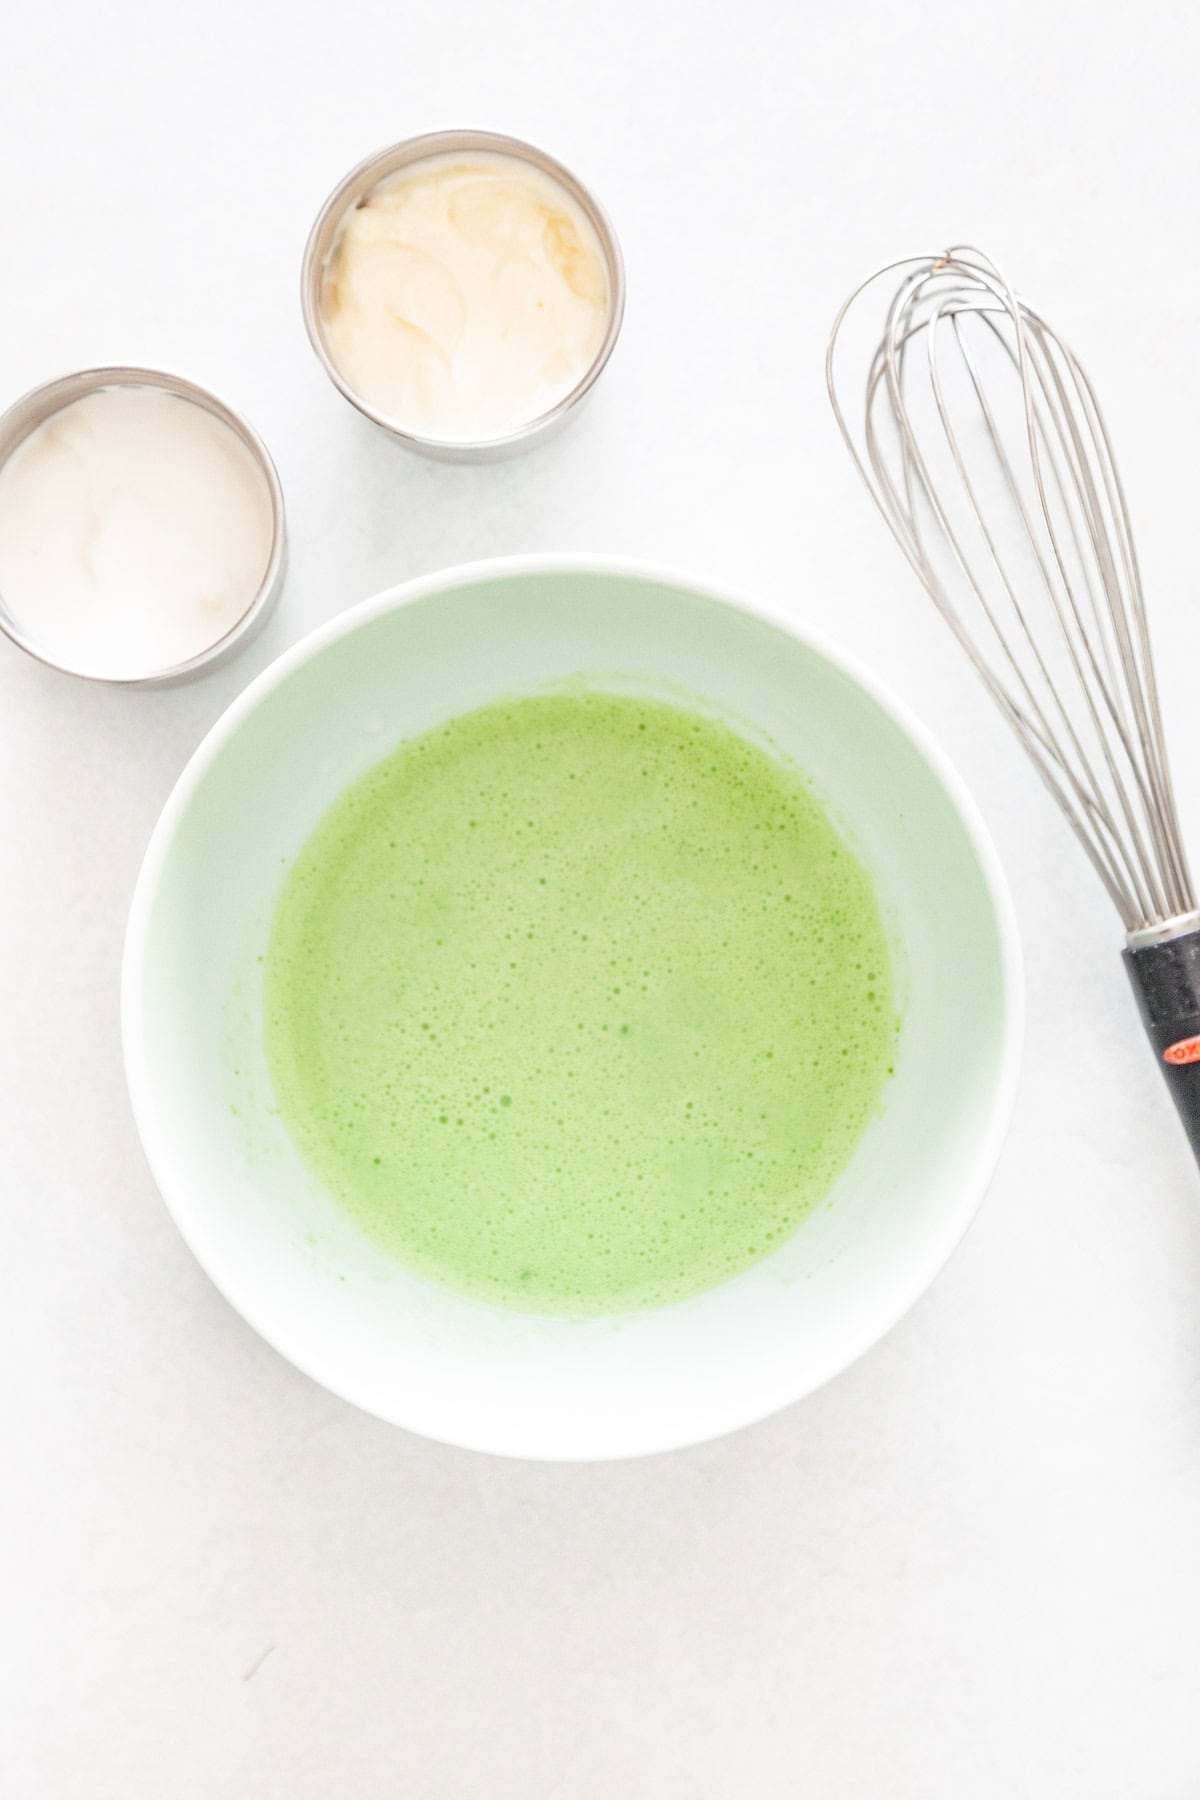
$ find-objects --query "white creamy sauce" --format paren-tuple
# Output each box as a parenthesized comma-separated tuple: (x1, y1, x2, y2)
(319, 151, 610, 441)
(0, 386, 275, 678)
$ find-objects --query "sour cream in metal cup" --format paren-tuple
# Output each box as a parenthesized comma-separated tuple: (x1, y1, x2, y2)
(0, 367, 286, 686)
(301, 130, 626, 462)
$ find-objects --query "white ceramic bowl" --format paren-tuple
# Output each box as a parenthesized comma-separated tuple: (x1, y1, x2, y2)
(123, 555, 1022, 1460)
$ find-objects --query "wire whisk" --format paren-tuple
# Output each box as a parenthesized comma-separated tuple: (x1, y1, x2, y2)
(827, 246, 1200, 1164)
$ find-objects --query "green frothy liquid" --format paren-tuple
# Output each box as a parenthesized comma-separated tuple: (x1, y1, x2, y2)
(265, 691, 895, 1316)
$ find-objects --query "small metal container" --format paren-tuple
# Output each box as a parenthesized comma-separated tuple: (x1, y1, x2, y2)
(301, 129, 626, 463)
(0, 367, 286, 686)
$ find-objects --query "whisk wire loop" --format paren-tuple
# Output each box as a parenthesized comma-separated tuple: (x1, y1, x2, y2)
(827, 246, 1195, 935)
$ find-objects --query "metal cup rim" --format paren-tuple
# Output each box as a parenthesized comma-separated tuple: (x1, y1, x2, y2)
(0, 365, 287, 686)
(300, 128, 626, 459)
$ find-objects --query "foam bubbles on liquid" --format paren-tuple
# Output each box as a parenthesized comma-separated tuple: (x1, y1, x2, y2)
(264, 691, 897, 1316)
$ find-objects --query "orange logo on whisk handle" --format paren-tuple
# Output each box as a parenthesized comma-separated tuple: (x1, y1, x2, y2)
(1164, 1036, 1200, 1066)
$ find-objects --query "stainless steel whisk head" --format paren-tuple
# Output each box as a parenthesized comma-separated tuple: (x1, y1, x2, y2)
(826, 245, 1195, 941)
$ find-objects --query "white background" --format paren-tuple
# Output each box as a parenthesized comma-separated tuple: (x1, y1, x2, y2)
(3, 0, 1200, 1793)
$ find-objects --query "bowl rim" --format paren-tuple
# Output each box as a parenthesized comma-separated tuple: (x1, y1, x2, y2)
(121, 551, 1024, 1459)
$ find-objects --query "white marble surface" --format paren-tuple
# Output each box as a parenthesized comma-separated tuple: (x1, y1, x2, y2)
(3, 0, 1200, 1792)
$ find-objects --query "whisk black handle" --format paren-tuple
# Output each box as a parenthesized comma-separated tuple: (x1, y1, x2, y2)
(1124, 928, 1200, 1164)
